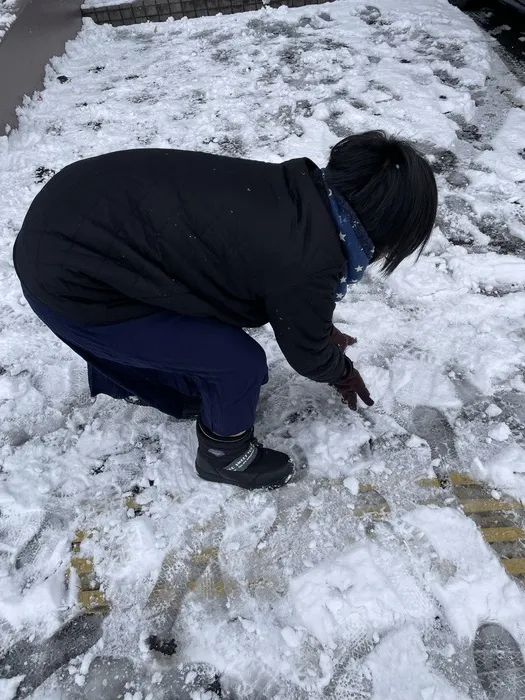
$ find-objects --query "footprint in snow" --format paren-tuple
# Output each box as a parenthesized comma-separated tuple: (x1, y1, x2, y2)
(358, 6, 383, 26)
(473, 623, 525, 700)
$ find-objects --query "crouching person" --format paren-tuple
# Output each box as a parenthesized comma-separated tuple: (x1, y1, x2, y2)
(13, 131, 437, 489)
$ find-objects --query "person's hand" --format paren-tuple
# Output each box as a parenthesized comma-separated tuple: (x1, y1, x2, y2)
(332, 361, 374, 410)
(331, 325, 357, 352)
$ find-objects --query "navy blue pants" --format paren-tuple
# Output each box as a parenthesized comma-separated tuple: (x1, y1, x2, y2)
(23, 291, 268, 435)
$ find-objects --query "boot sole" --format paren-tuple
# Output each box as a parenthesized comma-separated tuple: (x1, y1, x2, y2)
(196, 462, 295, 490)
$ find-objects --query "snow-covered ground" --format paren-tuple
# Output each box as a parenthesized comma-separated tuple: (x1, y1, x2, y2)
(1, 0, 525, 697)
(0, 0, 17, 40)
(82, 0, 134, 7)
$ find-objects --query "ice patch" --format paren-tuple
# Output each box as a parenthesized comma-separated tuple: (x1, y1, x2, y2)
(485, 403, 502, 417)
(343, 476, 360, 495)
(488, 423, 511, 442)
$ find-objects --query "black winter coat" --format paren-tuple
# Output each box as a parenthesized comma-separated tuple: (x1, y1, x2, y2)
(13, 149, 347, 383)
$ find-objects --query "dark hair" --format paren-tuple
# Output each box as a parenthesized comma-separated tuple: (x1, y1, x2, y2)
(325, 130, 438, 275)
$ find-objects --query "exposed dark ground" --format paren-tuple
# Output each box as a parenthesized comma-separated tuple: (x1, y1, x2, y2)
(467, 2, 525, 83)
(0, 0, 84, 133)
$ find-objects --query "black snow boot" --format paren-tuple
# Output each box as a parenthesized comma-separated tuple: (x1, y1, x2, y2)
(195, 420, 294, 489)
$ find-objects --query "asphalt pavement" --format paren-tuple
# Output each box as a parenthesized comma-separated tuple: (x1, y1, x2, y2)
(467, 3, 525, 83)
(0, 0, 83, 134)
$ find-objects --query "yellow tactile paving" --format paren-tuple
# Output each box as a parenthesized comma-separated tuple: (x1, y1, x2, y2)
(78, 589, 110, 613)
(68, 473, 525, 614)
(71, 529, 92, 553)
(70, 556, 95, 575)
(353, 503, 390, 517)
(417, 473, 478, 488)
(69, 529, 109, 614)
(125, 495, 142, 514)
(502, 559, 525, 576)
(188, 578, 229, 596)
(460, 499, 523, 514)
(481, 527, 525, 543)
(417, 472, 525, 583)
(72, 530, 87, 545)
(191, 547, 219, 565)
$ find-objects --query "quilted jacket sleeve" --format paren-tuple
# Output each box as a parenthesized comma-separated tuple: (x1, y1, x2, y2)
(265, 270, 346, 383)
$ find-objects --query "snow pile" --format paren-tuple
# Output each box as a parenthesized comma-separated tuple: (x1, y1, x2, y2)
(0, 0, 525, 697)
(0, 0, 17, 40)
(476, 444, 525, 502)
(82, 0, 134, 7)
(516, 86, 525, 107)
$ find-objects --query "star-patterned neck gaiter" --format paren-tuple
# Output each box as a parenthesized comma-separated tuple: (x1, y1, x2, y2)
(321, 170, 375, 302)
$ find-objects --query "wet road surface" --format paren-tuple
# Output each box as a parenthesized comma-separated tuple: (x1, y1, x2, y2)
(467, 3, 525, 83)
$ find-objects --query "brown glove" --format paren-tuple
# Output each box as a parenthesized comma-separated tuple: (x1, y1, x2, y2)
(332, 360, 374, 410)
(331, 325, 357, 352)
